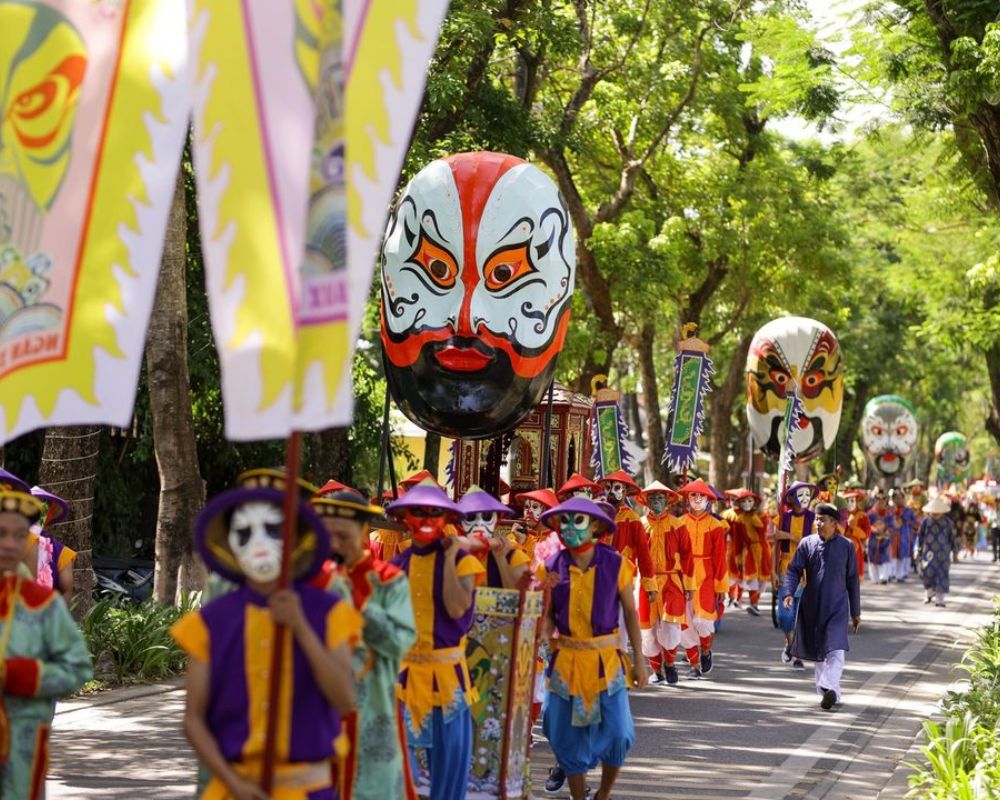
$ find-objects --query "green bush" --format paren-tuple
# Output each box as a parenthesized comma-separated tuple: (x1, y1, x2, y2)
(908, 602, 1000, 798)
(80, 595, 200, 685)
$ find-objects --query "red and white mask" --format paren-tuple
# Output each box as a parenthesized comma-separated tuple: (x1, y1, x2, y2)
(380, 152, 576, 437)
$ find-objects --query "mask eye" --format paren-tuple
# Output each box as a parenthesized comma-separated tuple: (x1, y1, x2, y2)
(573, 513, 588, 527)
(801, 370, 824, 396)
(484, 243, 536, 292)
(871, 426, 884, 436)
(484, 513, 496, 526)
(264, 523, 283, 540)
(409, 234, 458, 290)
(235, 527, 252, 547)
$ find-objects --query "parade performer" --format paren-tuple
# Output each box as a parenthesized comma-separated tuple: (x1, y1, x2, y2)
(637, 482, 693, 685)
(556, 473, 603, 502)
(781, 504, 860, 711)
(172, 486, 358, 800)
(537, 497, 647, 800)
(841, 490, 871, 580)
(511, 488, 559, 568)
(23, 486, 76, 602)
(867, 491, 894, 584)
(312, 489, 418, 800)
(457, 486, 529, 589)
(676, 479, 728, 677)
(890, 489, 917, 582)
(916, 495, 956, 607)
(386, 481, 484, 800)
(775, 482, 817, 669)
(723, 490, 770, 617)
(598, 471, 655, 582)
(0, 477, 92, 799)
(904, 480, 926, 526)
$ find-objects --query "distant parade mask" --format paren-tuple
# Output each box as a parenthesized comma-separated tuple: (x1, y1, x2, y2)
(227, 502, 284, 584)
(380, 152, 576, 438)
(746, 316, 844, 462)
(861, 395, 918, 478)
(934, 431, 971, 484)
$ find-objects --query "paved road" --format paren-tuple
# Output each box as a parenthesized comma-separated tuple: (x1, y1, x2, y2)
(47, 559, 999, 799)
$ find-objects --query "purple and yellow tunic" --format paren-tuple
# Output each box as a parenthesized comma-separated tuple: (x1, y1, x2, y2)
(538, 544, 633, 726)
(391, 540, 485, 736)
(171, 584, 360, 799)
(777, 508, 814, 577)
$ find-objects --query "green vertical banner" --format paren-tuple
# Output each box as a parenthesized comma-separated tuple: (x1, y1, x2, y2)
(662, 327, 714, 473)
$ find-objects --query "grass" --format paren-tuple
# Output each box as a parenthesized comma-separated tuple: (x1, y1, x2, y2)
(907, 601, 1000, 798)
(79, 593, 200, 686)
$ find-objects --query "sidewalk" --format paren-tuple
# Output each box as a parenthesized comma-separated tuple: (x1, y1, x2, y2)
(48, 679, 194, 798)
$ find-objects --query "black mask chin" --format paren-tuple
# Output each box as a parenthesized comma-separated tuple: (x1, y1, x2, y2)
(383, 339, 558, 438)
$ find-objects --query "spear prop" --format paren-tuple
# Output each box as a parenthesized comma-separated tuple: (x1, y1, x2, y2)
(260, 430, 303, 792)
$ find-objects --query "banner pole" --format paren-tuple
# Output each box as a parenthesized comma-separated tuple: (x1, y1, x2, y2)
(261, 429, 303, 792)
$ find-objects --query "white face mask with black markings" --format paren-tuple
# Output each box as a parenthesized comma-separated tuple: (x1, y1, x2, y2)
(228, 502, 284, 583)
(689, 495, 709, 513)
(461, 511, 499, 539)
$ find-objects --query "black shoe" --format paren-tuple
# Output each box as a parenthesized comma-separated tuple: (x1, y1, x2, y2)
(747, 604, 761, 617)
(688, 666, 702, 679)
(821, 688, 837, 710)
(793, 659, 805, 671)
(924, 596, 933, 604)
(700, 650, 714, 675)
(545, 767, 566, 793)
(664, 665, 679, 684)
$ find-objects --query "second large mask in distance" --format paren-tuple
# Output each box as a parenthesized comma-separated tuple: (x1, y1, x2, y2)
(380, 152, 576, 438)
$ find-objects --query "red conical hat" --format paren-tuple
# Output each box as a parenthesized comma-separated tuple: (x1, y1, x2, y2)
(515, 488, 559, 509)
(400, 469, 438, 488)
(727, 488, 761, 504)
(598, 470, 641, 495)
(556, 473, 602, 498)
(315, 479, 353, 497)
(678, 478, 717, 498)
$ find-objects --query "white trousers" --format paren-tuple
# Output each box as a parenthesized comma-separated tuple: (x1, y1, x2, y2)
(679, 601, 715, 649)
(814, 649, 845, 701)
(741, 578, 766, 592)
(641, 621, 681, 656)
(872, 561, 893, 582)
(898, 555, 911, 579)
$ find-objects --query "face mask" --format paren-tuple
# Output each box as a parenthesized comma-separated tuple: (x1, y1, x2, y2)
(795, 488, 812, 507)
(555, 512, 594, 550)
(689, 495, 709, 513)
(739, 498, 755, 512)
(228, 502, 284, 583)
(401, 508, 449, 545)
(607, 482, 626, 505)
(523, 499, 545, 524)
(646, 494, 668, 516)
(847, 497, 857, 512)
(571, 488, 593, 499)
(461, 511, 498, 539)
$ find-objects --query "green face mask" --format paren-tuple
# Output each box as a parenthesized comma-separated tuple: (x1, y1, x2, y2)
(646, 494, 668, 515)
(557, 512, 594, 549)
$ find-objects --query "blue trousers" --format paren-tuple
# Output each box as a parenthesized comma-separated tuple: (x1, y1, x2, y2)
(542, 689, 634, 776)
(408, 705, 472, 800)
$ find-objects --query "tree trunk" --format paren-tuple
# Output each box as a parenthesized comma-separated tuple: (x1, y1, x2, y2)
(423, 432, 442, 479)
(308, 427, 353, 488)
(985, 343, 1000, 449)
(707, 334, 752, 489)
(825, 381, 869, 477)
(38, 425, 100, 616)
(635, 322, 667, 483)
(146, 169, 206, 604)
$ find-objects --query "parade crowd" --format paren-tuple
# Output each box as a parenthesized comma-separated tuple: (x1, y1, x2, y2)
(0, 464, 996, 800)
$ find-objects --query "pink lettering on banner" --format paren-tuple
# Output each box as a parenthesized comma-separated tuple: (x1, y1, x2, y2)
(0, 332, 62, 375)
(299, 274, 349, 325)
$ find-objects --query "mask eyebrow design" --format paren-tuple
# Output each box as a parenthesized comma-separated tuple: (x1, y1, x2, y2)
(496, 216, 535, 242)
(421, 208, 451, 244)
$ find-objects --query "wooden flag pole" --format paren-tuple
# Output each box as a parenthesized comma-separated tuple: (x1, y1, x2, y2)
(261, 429, 303, 792)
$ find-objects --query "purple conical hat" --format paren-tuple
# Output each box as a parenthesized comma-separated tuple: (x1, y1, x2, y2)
(30, 486, 70, 527)
(457, 485, 512, 517)
(0, 468, 30, 494)
(386, 479, 461, 517)
(539, 497, 616, 534)
(195, 487, 329, 584)
(783, 481, 818, 506)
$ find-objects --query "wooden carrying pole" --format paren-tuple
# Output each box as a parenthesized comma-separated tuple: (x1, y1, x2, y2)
(260, 430, 303, 792)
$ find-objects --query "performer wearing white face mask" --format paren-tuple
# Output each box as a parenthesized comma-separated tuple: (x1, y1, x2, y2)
(840, 490, 871, 581)
(171, 486, 360, 800)
(675, 480, 728, 678)
(457, 485, 529, 589)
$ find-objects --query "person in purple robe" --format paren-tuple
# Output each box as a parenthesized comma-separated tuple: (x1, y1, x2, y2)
(781, 503, 861, 711)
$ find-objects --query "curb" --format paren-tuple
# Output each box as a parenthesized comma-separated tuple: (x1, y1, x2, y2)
(56, 678, 184, 715)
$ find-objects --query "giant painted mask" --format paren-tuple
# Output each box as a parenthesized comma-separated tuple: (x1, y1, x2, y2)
(861, 395, 918, 478)
(745, 316, 844, 462)
(380, 152, 576, 438)
(934, 431, 971, 485)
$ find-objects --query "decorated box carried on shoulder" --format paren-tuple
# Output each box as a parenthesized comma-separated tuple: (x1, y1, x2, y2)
(662, 324, 714, 473)
(380, 151, 577, 439)
(465, 586, 544, 800)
